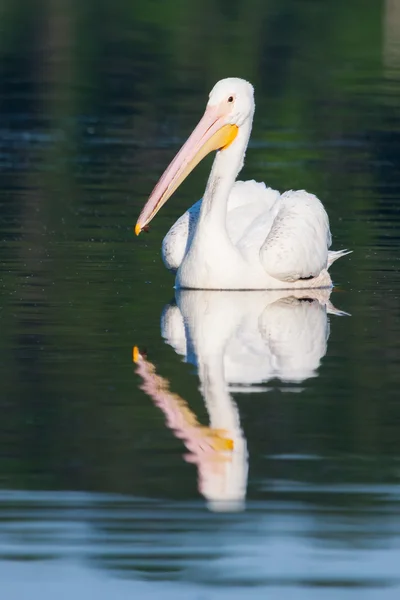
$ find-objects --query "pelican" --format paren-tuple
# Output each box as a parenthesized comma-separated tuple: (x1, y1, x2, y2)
(135, 78, 350, 290)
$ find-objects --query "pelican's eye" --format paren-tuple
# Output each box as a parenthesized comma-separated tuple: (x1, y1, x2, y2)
(227, 96, 234, 103)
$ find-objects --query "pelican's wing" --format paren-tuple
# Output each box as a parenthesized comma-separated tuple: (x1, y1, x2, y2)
(162, 180, 280, 270)
(162, 200, 202, 271)
(257, 190, 331, 282)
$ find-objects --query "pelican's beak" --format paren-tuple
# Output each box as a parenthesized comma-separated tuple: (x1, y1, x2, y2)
(135, 104, 238, 235)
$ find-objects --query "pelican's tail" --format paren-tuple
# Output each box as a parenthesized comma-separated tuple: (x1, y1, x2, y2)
(327, 249, 352, 269)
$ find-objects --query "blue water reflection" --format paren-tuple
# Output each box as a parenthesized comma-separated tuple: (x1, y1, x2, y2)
(1, 490, 400, 597)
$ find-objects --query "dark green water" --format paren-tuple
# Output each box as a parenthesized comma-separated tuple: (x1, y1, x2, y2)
(1, 0, 400, 597)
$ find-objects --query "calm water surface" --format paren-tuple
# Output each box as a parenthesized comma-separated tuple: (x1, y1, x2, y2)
(1, 1, 400, 598)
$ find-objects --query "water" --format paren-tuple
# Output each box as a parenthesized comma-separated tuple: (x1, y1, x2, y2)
(1, 0, 400, 597)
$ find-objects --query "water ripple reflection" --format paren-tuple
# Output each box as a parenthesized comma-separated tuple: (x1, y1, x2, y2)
(1, 490, 399, 592)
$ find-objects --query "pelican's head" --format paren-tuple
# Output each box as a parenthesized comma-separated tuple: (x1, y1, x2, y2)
(207, 77, 255, 127)
(135, 78, 255, 235)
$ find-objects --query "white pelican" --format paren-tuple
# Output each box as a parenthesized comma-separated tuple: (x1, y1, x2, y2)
(135, 78, 350, 290)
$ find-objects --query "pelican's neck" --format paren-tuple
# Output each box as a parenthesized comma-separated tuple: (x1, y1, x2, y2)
(198, 117, 253, 231)
(178, 114, 254, 287)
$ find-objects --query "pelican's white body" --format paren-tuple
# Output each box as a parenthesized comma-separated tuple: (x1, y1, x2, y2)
(163, 181, 347, 289)
(139, 78, 350, 290)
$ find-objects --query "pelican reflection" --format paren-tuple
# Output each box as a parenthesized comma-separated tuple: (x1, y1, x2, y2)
(135, 289, 347, 511)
